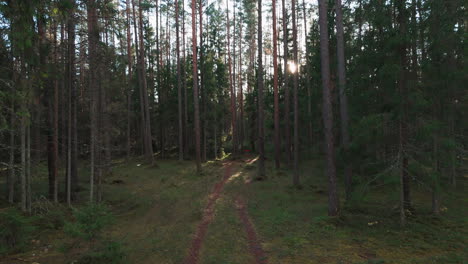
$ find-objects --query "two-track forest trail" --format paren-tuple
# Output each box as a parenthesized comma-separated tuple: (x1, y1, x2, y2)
(104, 156, 268, 264)
(2, 156, 466, 264)
(185, 158, 268, 264)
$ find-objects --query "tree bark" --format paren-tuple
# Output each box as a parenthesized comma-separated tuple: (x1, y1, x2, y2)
(8, 77, 15, 203)
(227, 0, 237, 156)
(87, 0, 99, 202)
(26, 121, 31, 212)
(199, 0, 207, 162)
(335, 0, 352, 200)
(257, 0, 265, 179)
(132, 0, 145, 157)
(176, 0, 184, 161)
(138, 0, 155, 164)
(273, 0, 280, 169)
(396, 0, 409, 226)
(67, 2, 78, 202)
(182, 0, 189, 158)
(20, 112, 26, 212)
(238, 18, 244, 151)
(292, 0, 300, 186)
(126, 0, 133, 161)
(318, 0, 339, 216)
(192, 0, 202, 173)
(282, 0, 291, 166)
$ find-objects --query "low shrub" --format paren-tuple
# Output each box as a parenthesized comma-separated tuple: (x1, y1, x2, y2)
(64, 203, 113, 240)
(0, 208, 35, 255)
(76, 240, 126, 264)
(32, 197, 66, 230)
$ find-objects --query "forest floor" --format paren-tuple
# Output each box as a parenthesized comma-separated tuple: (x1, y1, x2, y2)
(0, 154, 467, 264)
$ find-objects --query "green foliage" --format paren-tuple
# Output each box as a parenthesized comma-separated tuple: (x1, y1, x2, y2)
(31, 198, 67, 230)
(76, 240, 126, 264)
(64, 203, 113, 240)
(0, 208, 35, 255)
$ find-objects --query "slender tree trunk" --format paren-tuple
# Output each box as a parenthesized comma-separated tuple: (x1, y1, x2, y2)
(449, 107, 456, 187)
(335, 0, 352, 200)
(176, 0, 184, 161)
(138, 0, 155, 164)
(20, 113, 26, 212)
(8, 80, 15, 203)
(238, 20, 244, 151)
(273, 0, 280, 169)
(52, 25, 59, 204)
(303, 0, 312, 148)
(257, 0, 265, 179)
(214, 122, 218, 159)
(40, 16, 58, 203)
(192, 0, 202, 173)
(126, 0, 133, 161)
(26, 122, 31, 212)
(292, 0, 300, 186)
(67, 3, 78, 202)
(132, 0, 145, 156)
(396, 0, 409, 226)
(103, 26, 112, 175)
(282, 0, 291, 166)
(227, 0, 237, 156)
(200, 0, 208, 162)
(87, 0, 99, 202)
(182, 0, 189, 158)
(432, 117, 440, 215)
(318, 0, 339, 216)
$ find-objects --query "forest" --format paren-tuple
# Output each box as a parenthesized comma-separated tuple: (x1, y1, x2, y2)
(0, 0, 466, 263)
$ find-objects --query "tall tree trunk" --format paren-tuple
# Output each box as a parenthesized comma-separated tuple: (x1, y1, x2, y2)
(87, 0, 99, 202)
(233, 1, 238, 155)
(8, 87, 15, 203)
(396, 0, 409, 226)
(273, 0, 280, 169)
(176, 0, 184, 161)
(67, 2, 78, 202)
(303, 0, 313, 148)
(192, 0, 202, 173)
(132, 0, 145, 156)
(282, 0, 291, 166)
(182, 0, 189, 158)
(199, 0, 207, 161)
(238, 20, 244, 151)
(318, 0, 339, 216)
(52, 22, 59, 204)
(432, 111, 440, 215)
(292, 0, 300, 186)
(227, 0, 237, 156)
(335, 0, 352, 200)
(26, 123, 31, 212)
(257, 0, 265, 179)
(126, 0, 133, 161)
(20, 111, 26, 212)
(39, 14, 58, 203)
(138, 0, 155, 164)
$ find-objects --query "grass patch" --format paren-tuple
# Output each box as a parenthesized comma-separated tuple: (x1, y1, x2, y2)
(230, 159, 468, 264)
(0, 208, 35, 255)
(200, 196, 252, 264)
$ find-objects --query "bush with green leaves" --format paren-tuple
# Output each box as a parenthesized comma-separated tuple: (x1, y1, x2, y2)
(31, 198, 66, 230)
(76, 240, 126, 264)
(64, 203, 113, 240)
(0, 208, 35, 255)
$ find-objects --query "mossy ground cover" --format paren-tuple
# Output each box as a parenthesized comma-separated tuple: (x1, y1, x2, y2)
(225, 159, 467, 264)
(0, 156, 466, 264)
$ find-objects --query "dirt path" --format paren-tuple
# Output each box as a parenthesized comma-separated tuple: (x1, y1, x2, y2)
(235, 196, 268, 264)
(184, 163, 233, 264)
(184, 159, 267, 264)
